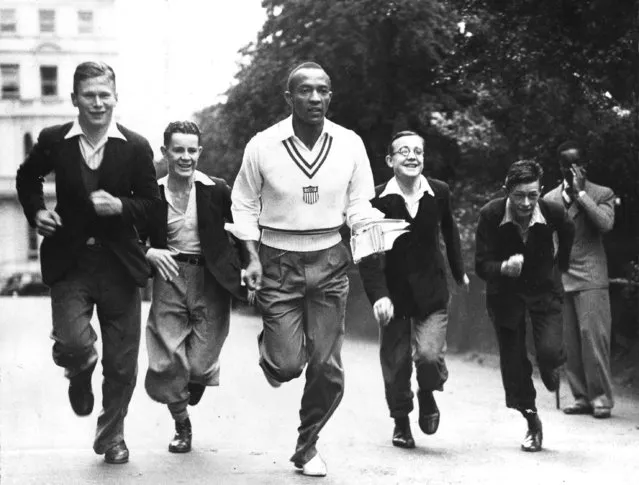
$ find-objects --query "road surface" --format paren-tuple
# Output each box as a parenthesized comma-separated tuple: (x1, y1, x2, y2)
(1, 298, 638, 484)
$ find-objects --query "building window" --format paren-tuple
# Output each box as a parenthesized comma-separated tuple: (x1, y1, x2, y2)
(40, 66, 58, 96)
(0, 9, 17, 33)
(1, 64, 20, 99)
(78, 10, 93, 34)
(39, 9, 55, 33)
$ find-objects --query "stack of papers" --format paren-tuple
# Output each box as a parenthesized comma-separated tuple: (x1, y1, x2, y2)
(350, 218, 410, 263)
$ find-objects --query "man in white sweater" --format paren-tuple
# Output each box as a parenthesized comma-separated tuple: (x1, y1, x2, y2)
(230, 62, 380, 477)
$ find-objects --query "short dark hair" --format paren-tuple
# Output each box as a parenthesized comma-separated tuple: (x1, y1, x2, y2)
(504, 159, 543, 192)
(286, 61, 329, 92)
(557, 140, 580, 156)
(163, 120, 201, 146)
(387, 130, 424, 156)
(73, 61, 116, 93)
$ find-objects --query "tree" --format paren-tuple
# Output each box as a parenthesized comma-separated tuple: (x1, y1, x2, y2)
(197, 0, 461, 184)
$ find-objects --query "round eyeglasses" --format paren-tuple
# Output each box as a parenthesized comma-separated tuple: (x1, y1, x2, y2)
(392, 146, 424, 157)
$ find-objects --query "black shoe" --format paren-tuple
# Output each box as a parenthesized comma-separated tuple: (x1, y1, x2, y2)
(540, 367, 560, 392)
(168, 418, 192, 453)
(392, 417, 415, 449)
(68, 361, 96, 416)
(520, 412, 543, 452)
(188, 383, 206, 406)
(417, 390, 440, 435)
(104, 441, 129, 464)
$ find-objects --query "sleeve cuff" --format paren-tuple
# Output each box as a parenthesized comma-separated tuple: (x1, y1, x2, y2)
(224, 222, 260, 241)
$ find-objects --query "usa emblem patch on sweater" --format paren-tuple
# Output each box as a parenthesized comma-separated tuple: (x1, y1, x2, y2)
(303, 185, 319, 204)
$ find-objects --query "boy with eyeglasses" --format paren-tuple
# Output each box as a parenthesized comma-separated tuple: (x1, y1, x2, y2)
(475, 159, 574, 452)
(359, 130, 469, 449)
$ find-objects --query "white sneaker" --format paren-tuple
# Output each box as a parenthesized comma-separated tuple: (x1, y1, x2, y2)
(301, 453, 327, 477)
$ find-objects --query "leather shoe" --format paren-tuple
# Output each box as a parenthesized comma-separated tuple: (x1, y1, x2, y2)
(68, 361, 96, 416)
(593, 407, 611, 419)
(563, 401, 593, 415)
(520, 415, 543, 452)
(188, 383, 206, 406)
(417, 390, 440, 435)
(300, 453, 327, 477)
(104, 441, 129, 464)
(168, 417, 192, 453)
(540, 367, 560, 392)
(392, 417, 415, 449)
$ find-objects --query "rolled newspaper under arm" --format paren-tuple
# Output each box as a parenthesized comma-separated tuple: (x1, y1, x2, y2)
(350, 218, 410, 263)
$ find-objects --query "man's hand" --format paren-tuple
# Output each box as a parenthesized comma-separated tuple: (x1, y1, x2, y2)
(35, 209, 62, 237)
(459, 273, 470, 293)
(570, 164, 587, 193)
(501, 254, 524, 278)
(90, 190, 123, 216)
(243, 259, 263, 291)
(373, 297, 394, 327)
(146, 249, 179, 281)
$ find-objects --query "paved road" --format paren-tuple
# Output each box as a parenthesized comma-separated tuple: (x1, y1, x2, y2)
(1, 297, 638, 484)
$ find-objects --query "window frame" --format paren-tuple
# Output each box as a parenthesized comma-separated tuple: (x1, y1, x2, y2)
(78, 10, 94, 34)
(40, 65, 58, 97)
(1, 64, 20, 99)
(0, 8, 17, 33)
(39, 9, 56, 34)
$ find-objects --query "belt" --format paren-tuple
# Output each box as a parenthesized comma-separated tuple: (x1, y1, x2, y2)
(173, 253, 205, 265)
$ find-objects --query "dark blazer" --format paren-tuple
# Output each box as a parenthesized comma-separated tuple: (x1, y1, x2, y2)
(16, 122, 160, 287)
(360, 177, 466, 318)
(145, 174, 246, 301)
(475, 197, 574, 297)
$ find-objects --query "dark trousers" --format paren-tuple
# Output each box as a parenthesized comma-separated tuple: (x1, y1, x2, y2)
(487, 292, 566, 411)
(256, 242, 349, 466)
(49, 246, 141, 454)
(380, 309, 449, 418)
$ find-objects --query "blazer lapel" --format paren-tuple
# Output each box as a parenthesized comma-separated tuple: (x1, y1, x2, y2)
(98, 138, 124, 190)
(59, 137, 90, 200)
(195, 182, 221, 233)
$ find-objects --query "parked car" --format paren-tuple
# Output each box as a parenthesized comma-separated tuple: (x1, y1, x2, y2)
(0, 261, 49, 296)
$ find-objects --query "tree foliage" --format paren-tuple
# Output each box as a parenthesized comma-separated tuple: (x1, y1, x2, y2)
(196, 0, 638, 274)
(197, 0, 462, 183)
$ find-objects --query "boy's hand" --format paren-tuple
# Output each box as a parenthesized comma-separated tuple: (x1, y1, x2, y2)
(373, 297, 394, 327)
(90, 190, 123, 216)
(146, 248, 179, 281)
(501, 254, 524, 278)
(35, 209, 62, 237)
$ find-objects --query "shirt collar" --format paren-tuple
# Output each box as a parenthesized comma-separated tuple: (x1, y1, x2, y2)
(64, 119, 127, 142)
(500, 198, 547, 227)
(379, 175, 434, 199)
(278, 115, 334, 142)
(158, 170, 215, 187)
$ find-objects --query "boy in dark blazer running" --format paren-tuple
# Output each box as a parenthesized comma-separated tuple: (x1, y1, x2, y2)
(143, 121, 245, 454)
(475, 159, 574, 452)
(16, 62, 160, 464)
(360, 130, 469, 449)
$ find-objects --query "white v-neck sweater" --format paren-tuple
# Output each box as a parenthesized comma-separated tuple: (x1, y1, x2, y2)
(231, 117, 379, 251)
